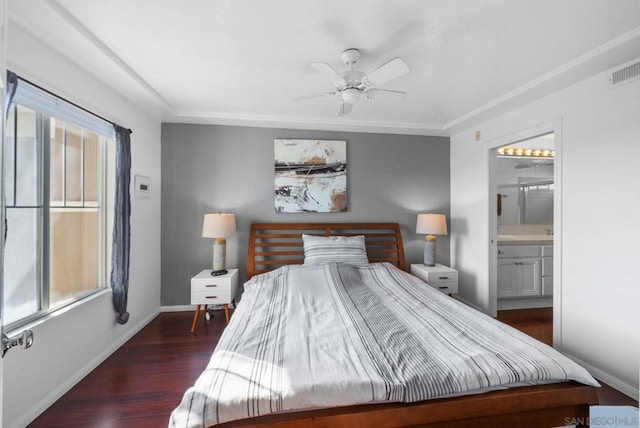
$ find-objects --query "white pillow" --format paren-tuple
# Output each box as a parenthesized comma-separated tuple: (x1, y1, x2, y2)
(302, 234, 369, 266)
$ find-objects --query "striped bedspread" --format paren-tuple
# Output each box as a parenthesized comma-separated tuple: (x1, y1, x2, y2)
(169, 263, 598, 427)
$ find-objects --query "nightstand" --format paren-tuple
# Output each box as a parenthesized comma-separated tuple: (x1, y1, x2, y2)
(190, 269, 239, 332)
(411, 263, 458, 296)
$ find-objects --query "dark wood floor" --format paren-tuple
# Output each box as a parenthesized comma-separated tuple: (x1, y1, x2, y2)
(29, 308, 637, 427)
(29, 310, 230, 427)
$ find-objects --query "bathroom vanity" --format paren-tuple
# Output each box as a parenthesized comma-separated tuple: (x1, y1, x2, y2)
(497, 235, 553, 310)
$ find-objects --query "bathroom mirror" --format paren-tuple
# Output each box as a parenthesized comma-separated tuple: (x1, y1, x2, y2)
(517, 177, 553, 224)
(497, 157, 554, 225)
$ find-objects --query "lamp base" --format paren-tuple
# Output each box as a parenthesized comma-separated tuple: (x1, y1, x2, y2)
(423, 235, 437, 267)
(211, 269, 228, 276)
(213, 237, 227, 272)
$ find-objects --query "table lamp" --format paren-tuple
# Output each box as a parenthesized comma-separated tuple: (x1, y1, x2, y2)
(416, 213, 447, 266)
(202, 212, 236, 275)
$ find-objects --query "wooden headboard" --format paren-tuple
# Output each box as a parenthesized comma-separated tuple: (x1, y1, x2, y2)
(247, 223, 406, 279)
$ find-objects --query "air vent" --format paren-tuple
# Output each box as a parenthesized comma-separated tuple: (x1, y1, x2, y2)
(609, 59, 640, 88)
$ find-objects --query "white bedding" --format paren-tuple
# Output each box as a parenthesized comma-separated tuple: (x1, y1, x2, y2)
(169, 263, 598, 427)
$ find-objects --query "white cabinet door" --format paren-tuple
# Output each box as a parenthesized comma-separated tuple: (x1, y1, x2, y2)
(497, 257, 541, 298)
(542, 256, 553, 296)
(542, 276, 553, 296)
(497, 259, 519, 297)
(518, 258, 541, 296)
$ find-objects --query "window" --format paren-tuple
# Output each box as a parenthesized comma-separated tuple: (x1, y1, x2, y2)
(3, 79, 114, 329)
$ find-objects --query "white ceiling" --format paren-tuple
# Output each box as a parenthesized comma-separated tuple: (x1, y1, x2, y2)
(8, 0, 640, 136)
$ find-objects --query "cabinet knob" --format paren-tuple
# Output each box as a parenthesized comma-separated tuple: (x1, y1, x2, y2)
(438, 276, 449, 280)
(498, 250, 504, 255)
(206, 284, 218, 288)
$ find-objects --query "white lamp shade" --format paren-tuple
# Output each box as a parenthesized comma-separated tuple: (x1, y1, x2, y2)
(202, 213, 236, 238)
(416, 213, 447, 235)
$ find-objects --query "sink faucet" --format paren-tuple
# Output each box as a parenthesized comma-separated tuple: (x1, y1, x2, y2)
(544, 228, 552, 236)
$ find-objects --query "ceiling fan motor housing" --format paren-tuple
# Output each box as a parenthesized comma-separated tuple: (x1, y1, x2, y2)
(341, 49, 365, 87)
(341, 48, 360, 66)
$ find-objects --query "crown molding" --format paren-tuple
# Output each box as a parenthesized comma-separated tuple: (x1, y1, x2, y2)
(171, 110, 448, 136)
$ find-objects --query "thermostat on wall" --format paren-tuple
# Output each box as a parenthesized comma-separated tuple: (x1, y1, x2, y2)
(134, 175, 151, 198)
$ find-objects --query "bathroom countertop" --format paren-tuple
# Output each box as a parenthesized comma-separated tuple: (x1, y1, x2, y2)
(497, 234, 554, 245)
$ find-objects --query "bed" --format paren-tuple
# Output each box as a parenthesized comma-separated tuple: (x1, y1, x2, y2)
(170, 222, 599, 428)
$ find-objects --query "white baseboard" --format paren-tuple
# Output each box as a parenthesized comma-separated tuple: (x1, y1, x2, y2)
(564, 352, 639, 400)
(497, 297, 553, 310)
(161, 304, 233, 312)
(161, 305, 194, 312)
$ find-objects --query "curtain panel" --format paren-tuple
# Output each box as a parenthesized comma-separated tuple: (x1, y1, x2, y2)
(111, 125, 132, 324)
(4, 71, 18, 241)
(4, 71, 18, 120)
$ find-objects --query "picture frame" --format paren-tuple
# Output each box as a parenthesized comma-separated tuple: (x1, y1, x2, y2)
(274, 139, 347, 213)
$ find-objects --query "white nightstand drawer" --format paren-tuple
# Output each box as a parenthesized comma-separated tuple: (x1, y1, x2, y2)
(192, 280, 231, 293)
(431, 283, 459, 294)
(427, 271, 458, 284)
(191, 290, 231, 305)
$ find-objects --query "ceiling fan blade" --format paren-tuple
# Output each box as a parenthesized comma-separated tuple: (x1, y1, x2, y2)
(311, 62, 346, 87)
(367, 88, 406, 94)
(364, 88, 407, 99)
(293, 91, 337, 101)
(364, 57, 410, 86)
(337, 101, 353, 117)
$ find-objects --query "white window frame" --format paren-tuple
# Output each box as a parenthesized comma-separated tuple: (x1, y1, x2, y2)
(3, 77, 114, 331)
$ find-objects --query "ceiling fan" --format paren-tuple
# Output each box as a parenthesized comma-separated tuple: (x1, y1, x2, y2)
(295, 48, 410, 117)
(514, 160, 554, 169)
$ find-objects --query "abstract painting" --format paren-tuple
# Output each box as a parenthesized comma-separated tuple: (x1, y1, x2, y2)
(274, 139, 347, 213)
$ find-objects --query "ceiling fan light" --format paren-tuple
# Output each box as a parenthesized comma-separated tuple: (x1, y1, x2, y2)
(342, 88, 360, 104)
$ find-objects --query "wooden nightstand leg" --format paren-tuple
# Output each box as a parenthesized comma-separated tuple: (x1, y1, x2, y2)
(191, 304, 201, 333)
(224, 304, 230, 324)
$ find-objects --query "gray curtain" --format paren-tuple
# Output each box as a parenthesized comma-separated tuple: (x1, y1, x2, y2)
(5, 71, 18, 120)
(111, 125, 132, 324)
(4, 71, 18, 241)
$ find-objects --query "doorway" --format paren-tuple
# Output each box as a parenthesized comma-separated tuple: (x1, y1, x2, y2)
(487, 120, 563, 349)
(495, 133, 554, 310)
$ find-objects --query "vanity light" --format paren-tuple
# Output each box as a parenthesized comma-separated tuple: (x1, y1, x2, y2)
(497, 146, 554, 158)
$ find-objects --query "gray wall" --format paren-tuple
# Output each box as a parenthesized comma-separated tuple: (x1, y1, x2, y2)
(161, 124, 450, 306)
